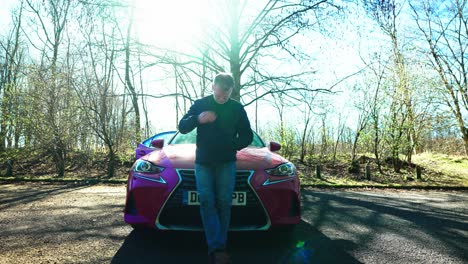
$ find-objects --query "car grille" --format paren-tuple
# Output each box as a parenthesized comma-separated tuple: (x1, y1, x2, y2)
(157, 169, 269, 230)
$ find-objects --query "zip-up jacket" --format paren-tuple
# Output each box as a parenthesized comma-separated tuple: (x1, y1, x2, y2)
(178, 95, 253, 164)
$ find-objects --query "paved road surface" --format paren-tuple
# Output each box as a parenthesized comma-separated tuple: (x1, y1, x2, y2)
(0, 183, 466, 263)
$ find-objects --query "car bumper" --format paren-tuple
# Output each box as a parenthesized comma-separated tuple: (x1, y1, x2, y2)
(124, 169, 301, 231)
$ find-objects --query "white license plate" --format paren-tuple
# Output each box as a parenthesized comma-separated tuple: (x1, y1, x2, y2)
(187, 191, 246, 206)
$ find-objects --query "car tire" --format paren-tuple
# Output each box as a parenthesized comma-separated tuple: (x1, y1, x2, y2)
(274, 224, 296, 234)
(281, 224, 296, 232)
(131, 224, 147, 231)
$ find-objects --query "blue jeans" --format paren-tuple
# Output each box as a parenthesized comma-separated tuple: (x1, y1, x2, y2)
(195, 161, 236, 254)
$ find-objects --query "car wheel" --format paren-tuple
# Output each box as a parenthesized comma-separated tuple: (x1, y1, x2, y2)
(274, 224, 296, 234)
(131, 224, 147, 231)
(131, 225, 161, 235)
(282, 224, 297, 232)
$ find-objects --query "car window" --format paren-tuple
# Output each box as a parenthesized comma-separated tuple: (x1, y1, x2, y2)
(170, 130, 197, 144)
(250, 132, 265, 147)
(142, 131, 176, 147)
(170, 129, 265, 147)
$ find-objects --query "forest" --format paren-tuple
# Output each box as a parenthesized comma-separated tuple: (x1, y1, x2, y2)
(0, 0, 467, 185)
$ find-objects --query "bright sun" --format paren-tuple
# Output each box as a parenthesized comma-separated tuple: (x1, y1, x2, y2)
(132, 0, 211, 49)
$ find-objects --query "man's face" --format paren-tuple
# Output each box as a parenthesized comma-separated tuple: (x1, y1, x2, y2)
(212, 84, 232, 104)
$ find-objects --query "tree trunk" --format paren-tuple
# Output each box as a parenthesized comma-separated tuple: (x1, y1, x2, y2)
(320, 116, 327, 160)
(125, 10, 141, 144)
(351, 131, 359, 163)
(228, 0, 241, 102)
(0, 5, 22, 150)
(107, 146, 115, 178)
(53, 143, 66, 177)
(0, 94, 9, 150)
(373, 117, 383, 174)
(458, 124, 468, 156)
(5, 159, 14, 177)
(300, 117, 311, 163)
(390, 24, 417, 164)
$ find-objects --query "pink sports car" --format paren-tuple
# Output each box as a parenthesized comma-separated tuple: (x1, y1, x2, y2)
(124, 130, 301, 231)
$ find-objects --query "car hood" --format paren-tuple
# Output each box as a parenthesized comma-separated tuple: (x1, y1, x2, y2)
(144, 144, 288, 170)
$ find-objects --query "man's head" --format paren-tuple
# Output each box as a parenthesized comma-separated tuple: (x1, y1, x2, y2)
(212, 72, 234, 104)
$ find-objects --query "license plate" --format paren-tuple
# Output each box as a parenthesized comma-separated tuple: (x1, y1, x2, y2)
(186, 191, 246, 206)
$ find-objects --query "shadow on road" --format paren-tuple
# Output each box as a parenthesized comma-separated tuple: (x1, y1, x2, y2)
(302, 190, 468, 262)
(112, 220, 362, 264)
(0, 182, 91, 210)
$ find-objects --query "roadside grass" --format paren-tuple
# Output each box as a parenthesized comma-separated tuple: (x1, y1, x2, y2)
(412, 153, 468, 178)
(0, 148, 130, 184)
(295, 153, 468, 188)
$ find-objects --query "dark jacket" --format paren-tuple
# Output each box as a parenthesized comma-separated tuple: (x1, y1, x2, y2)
(178, 95, 253, 164)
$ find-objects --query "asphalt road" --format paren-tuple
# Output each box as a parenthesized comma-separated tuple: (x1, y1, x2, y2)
(0, 182, 467, 264)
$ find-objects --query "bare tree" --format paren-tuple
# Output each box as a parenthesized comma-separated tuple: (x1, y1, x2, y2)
(73, 5, 125, 178)
(144, 0, 338, 108)
(0, 2, 24, 151)
(364, 0, 419, 163)
(349, 84, 371, 167)
(410, 0, 468, 155)
(332, 113, 347, 166)
(212, 0, 337, 102)
(297, 89, 318, 163)
(360, 51, 390, 173)
(269, 85, 298, 160)
(24, 0, 74, 177)
(124, 7, 142, 144)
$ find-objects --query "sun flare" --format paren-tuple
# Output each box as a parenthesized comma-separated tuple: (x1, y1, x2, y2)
(132, 0, 211, 49)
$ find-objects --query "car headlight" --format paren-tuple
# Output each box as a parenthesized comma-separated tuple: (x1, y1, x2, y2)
(133, 160, 165, 173)
(265, 162, 296, 176)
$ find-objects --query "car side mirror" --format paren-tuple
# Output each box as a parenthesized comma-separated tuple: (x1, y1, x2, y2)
(269, 141, 281, 152)
(151, 139, 164, 148)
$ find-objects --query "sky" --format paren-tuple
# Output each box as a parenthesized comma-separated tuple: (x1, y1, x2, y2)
(129, 0, 372, 135)
(0, 0, 381, 139)
(0, 0, 15, 25)
(132, 0, 211, 49)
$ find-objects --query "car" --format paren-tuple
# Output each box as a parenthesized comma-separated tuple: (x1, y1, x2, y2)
(135, 131, 176, 159)
(124, 129, 301, 231)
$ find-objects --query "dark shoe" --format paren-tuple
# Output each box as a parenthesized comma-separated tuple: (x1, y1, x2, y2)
(209, 252, 215, 264)
(213, 250, 231, 264)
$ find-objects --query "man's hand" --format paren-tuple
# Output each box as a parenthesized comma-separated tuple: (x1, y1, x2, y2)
(198, 111, 217, 124)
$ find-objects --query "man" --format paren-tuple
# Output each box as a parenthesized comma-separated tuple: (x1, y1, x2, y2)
(178, 73, 253, 263)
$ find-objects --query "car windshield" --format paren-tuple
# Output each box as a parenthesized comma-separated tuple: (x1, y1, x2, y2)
(170, 129, 265, 147)
(142, 131, 176, 147)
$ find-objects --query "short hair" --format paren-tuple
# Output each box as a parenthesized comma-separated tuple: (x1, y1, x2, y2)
(214, 72, 234, 91)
